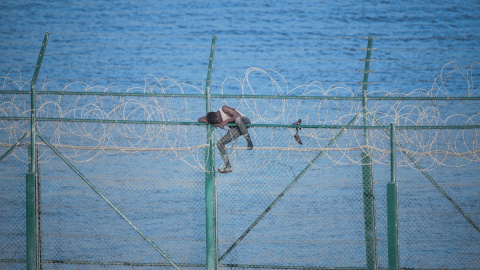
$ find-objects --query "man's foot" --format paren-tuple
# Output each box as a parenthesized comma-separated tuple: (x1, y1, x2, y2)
(247, 139, 253, 150)
(218, 166, 233, 174)
(245, 134, 253, 150)
(294, 133, 303, 145)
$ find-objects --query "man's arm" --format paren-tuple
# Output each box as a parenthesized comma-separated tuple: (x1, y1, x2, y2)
(213, 106, 241, 128)
(219, 106, 241, 123)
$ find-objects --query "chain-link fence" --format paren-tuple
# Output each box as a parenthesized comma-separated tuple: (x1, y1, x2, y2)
(0, 136, 28, 269)
(394, 127, 480, 268)
(1, 33, 479, 269)
(216, 126, 377, 268)
(2, 116, 479, 269)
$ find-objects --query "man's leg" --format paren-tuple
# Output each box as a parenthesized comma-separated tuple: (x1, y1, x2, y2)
(216, 127, 242, 173)
(234, 116, 253, 150)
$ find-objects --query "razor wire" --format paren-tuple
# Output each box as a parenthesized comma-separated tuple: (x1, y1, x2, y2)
(1, 62, 479, 172)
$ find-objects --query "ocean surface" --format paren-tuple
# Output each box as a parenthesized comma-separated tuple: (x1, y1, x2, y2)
(1, 0, 480, 269)
(1, 0, 479, 96)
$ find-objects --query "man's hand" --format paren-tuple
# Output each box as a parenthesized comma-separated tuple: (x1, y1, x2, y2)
(198, 116, 208, 123)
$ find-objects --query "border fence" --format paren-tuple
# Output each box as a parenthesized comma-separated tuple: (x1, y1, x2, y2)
(1, 33, 479, 269)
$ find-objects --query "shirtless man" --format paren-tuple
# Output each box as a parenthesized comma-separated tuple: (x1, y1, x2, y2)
(198, 106, 253, 173)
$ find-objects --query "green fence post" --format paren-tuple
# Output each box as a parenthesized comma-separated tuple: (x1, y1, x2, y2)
(387, 123, 399, 270)
(362, 37, 374, 145)
(204, 35, 218, 270)
(360, 36, 377, 270)
(27, 31, 49, 270)
(26, 171, 36, 269)
(361, 151, 377, 270)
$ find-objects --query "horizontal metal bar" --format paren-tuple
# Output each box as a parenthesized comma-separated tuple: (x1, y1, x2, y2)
(42, 260, 204, 267)
(395, 125, 480, 129)
(0, 259, 26, 263)
(220, 264, 453, 270)
(48, 91, 205, 98)
(0, 116, 29, 120)
(0, 91, 30, 95)
(1, 116, 198, 125)
(0, 116, 379, 128)
(1, 91, 361, 100)
(246, 123, 382, 129)
(1, 116, 480, 129)
(3, 90, 480, 101)
(0, 259, 458, 270)
(243, 124, 480, 129)
(0, 90, 206, 98)
(40, 117, 203, 126)
(368, 96, 480, 101)
(220, 264, 368, 270)
(211, 94, 361, 100)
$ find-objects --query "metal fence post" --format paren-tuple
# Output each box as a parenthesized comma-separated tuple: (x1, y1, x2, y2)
(362, 37, 374, 145)
(27, 31, 49, 270)
(361, 150, 377, 270)
(387, 123, 399, 270)
(204, 35, 218, 270)
(360, 36, 377, 270)
(26, 171, 36, 269)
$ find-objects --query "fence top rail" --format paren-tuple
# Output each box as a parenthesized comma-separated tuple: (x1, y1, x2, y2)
(1, 116, 480, 129)
(2, 90, 480, 101)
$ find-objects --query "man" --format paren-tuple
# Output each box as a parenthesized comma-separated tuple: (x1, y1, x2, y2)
(198, 105, 253, 173)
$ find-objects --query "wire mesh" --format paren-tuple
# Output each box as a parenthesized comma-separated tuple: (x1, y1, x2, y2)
(0, 144, 28, 269)
(35, 122, 207, 268)
(214, 126, 375, 268)
(394, 128, 480, 269)
(1, 117, 480, 269)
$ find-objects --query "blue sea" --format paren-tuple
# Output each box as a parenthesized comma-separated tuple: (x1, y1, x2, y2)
(1, 0, 480, 269)
(1, 0, 479, 96)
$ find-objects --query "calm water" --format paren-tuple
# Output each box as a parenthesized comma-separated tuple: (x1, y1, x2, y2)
(1, 0, 480, 269)
(1, 0, 479, 96)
